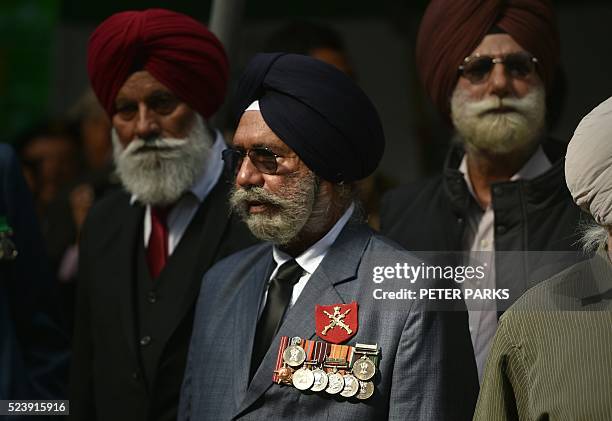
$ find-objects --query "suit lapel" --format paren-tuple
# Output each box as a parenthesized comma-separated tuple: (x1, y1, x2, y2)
(235, 223, 372, 417)
(232, 251, 275, 406)
(116, 198, 145, 360)
(176, 180, 233, 320)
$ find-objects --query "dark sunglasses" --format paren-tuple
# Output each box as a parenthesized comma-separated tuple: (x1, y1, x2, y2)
(458, 52, 538, 84)
(222, 147, 281, 176)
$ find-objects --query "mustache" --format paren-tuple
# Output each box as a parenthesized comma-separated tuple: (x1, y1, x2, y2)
(123, 137, 189, 156)
(466, 92, 540, 117)
(229, 186, 289, 210)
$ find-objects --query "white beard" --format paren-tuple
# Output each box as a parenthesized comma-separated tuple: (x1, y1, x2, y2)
(450, 85, 546, 155)
(112, 114, 212, 206)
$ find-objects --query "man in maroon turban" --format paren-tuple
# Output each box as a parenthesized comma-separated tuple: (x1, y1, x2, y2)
(69, 9, 256, 421)
(381, 0, 584, 382)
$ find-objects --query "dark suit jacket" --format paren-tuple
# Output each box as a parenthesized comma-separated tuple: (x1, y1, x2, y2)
(381, 141, 586, 307)
(180, 222, 479, 420)
(70, 177, 257, 421)
(0, 144, 69, 407)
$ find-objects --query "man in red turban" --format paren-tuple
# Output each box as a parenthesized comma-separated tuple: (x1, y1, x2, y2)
(381, 0, 584, 383)
(70, 9, 256, 421)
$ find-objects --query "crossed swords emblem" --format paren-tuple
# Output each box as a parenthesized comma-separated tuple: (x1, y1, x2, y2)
(321, 306, 353, 335)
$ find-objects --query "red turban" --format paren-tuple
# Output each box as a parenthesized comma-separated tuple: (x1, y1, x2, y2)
(416, 0, 560, 118)
(87, 9, 229, 119)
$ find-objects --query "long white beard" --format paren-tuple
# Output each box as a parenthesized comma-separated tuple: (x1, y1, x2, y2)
(451, 85, 546, 155)
(112, 114, 212, 206)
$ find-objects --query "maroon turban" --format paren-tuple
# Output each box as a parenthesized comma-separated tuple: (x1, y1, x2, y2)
(416, 0, 560, 118)
(87, 9, 229, 119)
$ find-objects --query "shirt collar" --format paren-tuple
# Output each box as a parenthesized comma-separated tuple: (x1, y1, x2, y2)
(129, 130, 226, 206)
(458, 145, 552, 200)
(272, 202, 355, 275)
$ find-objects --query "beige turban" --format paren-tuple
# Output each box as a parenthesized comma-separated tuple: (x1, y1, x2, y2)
(565, 96, 612, 225)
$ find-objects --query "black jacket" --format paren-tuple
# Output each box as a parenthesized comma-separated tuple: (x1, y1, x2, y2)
(69, 177, 257, 421)
(381, 140, 588, 307)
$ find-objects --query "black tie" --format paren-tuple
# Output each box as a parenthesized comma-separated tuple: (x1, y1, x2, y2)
(250, 259, 305, 379)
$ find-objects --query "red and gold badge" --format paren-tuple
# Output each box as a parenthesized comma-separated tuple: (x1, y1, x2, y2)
(315, 302, 358, 344)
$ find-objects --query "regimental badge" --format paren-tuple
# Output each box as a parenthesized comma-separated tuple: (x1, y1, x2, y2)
(315, 302, 358, 344)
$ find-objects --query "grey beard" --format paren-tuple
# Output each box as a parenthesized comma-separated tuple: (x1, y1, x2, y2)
(229, 171, 320, 245)
(112, 114, 212, 206)
(450, 85, 546, 155)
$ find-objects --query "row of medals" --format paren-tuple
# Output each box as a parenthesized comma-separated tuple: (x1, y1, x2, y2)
(276, 337, 378, 400)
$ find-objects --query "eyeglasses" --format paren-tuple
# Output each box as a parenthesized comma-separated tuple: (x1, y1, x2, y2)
(222, 147, 282, 176)
(458, 52, 538, 84)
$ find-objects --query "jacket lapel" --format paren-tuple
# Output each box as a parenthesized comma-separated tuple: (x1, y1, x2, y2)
(235, 223, 372, 417)
(176, 180, 233, 322)
(232, 250, 275, 407)
(116, 199, 145, 360)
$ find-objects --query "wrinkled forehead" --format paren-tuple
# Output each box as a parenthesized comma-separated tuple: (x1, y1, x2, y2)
(115, 70, 175, 103)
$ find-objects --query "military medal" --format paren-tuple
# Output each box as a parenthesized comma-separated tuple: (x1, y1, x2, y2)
(352, 343, 379, 381)
(353, 355, 376, 381)
(275, 365, 293, 384)
(355, 380, 375, 400)
(292, 340, 315, 390)
(310, 342, 329, 392)
(283, 337, 306, 367)
(273, 336, 293, 384)
(340, 347, 359, 397)
(340, 373, 359, 398)
(325, 369, 345, 395)
(325, 344, 348, 395)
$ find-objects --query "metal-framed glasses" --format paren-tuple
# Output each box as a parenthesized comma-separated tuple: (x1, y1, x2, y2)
(222, 147, 282, 176)
(458, 52, 538, 84)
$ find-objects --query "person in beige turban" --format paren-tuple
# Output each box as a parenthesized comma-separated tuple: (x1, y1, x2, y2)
(474, 95, 612, 420)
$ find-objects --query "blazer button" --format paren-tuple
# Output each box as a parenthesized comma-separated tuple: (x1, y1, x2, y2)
(496, 225, 507, 235)
(140, 335, 152, 347)
(147, 291, 157, 304)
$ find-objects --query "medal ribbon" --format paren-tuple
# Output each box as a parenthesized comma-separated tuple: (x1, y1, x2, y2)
(273, 336, 289, 383)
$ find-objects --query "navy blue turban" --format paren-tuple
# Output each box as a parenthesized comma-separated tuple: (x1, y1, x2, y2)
(235, 53, 385, 183)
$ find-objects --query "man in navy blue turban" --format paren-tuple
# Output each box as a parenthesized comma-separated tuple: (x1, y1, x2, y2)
(178, 53, 478, 421)
(233, 53, 384, 183)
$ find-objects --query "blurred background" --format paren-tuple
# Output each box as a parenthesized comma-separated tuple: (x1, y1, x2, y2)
(1, 0, 611, 327)
(3, 1, 611, 179)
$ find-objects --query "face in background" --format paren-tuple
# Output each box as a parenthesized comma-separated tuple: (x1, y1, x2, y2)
(21, 134, 79, 209)
(309, 47, 354, 78)
(111, 70, 212, 206)
(229, 111, 333, 246)
(450, 34, 546, 155)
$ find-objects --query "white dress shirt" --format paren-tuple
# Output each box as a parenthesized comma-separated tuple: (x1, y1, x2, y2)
(459, 145, 551, 381)
(132, 130, 226, 254)
(259, 202, 355, 315)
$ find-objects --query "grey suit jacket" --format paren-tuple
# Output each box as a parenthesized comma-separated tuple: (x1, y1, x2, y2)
(179, 222, 478, 420)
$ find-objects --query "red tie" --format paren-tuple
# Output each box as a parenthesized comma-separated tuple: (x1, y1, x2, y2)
(147, 206, 171, 279)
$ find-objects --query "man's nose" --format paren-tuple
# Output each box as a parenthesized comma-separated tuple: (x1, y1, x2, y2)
(488, 63, 512, 98)
(134, 104, 161, 141)
(236, 155, 265, 188)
